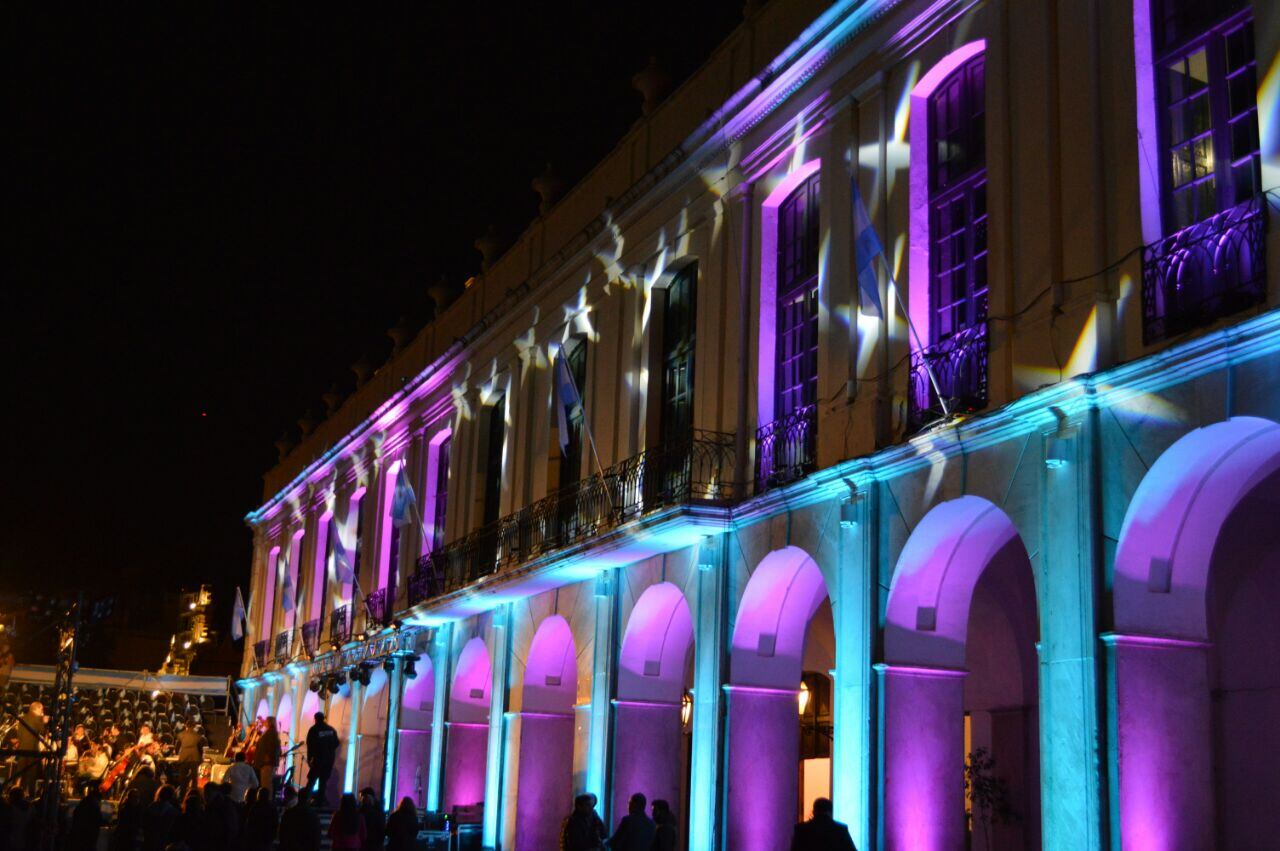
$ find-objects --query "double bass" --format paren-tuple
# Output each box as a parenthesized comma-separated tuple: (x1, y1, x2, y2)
(99, 742, 141, 794)
(226, 718, 266, 763)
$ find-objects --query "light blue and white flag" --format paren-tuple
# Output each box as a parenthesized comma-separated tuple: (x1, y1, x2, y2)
(280, 561, 295, 613)
(391, 463, 418, 530)
(553, 351, 582, 454)
(330, 519, 355, 584)
(231, 587, 247, 641)
(852, 181, 885, 315)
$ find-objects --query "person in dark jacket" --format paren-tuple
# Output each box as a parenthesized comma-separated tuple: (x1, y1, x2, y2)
(173, 790, 209, 851)
(607, 793, 655, 851)
(358, 788, 385, 851)
(651, 799, 677, 851)
(790, 797, 856, 851)
(140, 785, 179, 851)
(174, 725, 206, 793)
(561, 793, 606, 850)
(278, 786, 322, 851)
(384, 797, 419, 851)
(110, 788, 143, 851)
(328, 794, 366, 851)
(252, 717, 282, 793)
(14, 702, 45, 797)
(243, 787, 279, 851)
(126, 767, 158, 813)
(303, 713, 340, 807)
(67, 787, 105, 851)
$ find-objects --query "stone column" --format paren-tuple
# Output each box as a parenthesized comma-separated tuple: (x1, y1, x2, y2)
(585, 571, 617, 811)
(723, 685, 799, 851)
(426, 623, 452, 811)
(877, 664, 967, 851)
(1103, 633, 1214, 851)
(687, 544, 727, 851)
(832, 490, 874, 848)
(382, 657, 404, 804)
(482, 606, 511, 847)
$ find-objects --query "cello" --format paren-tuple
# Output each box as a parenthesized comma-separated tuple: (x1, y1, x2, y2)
(99, 742, 141, 794)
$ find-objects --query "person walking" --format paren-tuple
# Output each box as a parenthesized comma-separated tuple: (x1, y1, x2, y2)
(561, 793, 606, 850)
(252, 716, 282, 795)
(303, 712, 340, 807)
(790, 797, 856, 851)
(384, 797, 419, 851)
(607, 793, 655, 851)
(278, 786, 322, 851)
(328, 794, 367, 850)
(358, 788, 385, 851)
(651, 799, 677, 851)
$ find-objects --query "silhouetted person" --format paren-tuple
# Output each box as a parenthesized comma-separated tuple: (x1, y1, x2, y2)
(303, 712, 339, 807)
(358, 788, 384, 851)
(328, 794, 366, 850)
(384, 797, 419, 851)
(278, 786, 322, 851)
(14, 702, 44, 796)
(607, 793, 655, 851)
(243, 787, 278, 851)
(174, 725, 205, 792)
(172, 790, 209, 851)
(141, 785, 178, 851)
(67, 787, 105, 851)
(790, 797, 856, 851)
(110, 788, 144, 851)
(7, 788, 33, 851)
(127, 766, 158, 813)
(561, 793, 606, 850)
(651, 799, 677, 851)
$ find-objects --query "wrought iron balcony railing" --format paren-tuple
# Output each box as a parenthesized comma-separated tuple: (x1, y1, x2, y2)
(252, 639, 270, 670)
(1142, 195, 1267, 344)
(755, 404, 817, 493)
(328, 604, 351, 646)
(414, 431, 737, 603)
(908, 323, 989, 433)
(300, 618, 321, 657)
(364, 587, 391, 628)
(273, 629, 293, 664)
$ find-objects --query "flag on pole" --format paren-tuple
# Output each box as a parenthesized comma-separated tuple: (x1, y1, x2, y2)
(231, 587, 247, 641)
(553, 351, 582, 454)
(391, 463, 418, 530)
(852, 181, 885, 315)
(330, 519, 355, 584)
(280, 560, 295, 613)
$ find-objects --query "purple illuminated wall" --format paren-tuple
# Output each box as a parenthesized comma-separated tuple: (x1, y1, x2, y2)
(443, 637, 491, 812)
(726, 548, 829, 851)
(395, 659, 435, 808)
(1111, 418, 1280, 848)
(515, 616, 577, 850)
(613, 583, 694, 826)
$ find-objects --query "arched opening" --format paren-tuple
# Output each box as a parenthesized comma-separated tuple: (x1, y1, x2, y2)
(514, 616, 577, 850)
(1111, 417, 1280, 849)
(394, 656, 435, 809)
(254, 697, 270, 723)
(276, 693, 296, 780)
(613, 583, 694, 843)
(882, 496, 1040, 851)
(443, 637, 491, 814)
(726, 546, 833, 851)
(325, 681, 354, 799)
(356, 667, 389, 798)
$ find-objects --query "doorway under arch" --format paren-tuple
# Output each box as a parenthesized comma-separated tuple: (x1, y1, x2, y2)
(881, 496, 1041, 851)
(355, 667, 389, 797)
(394, 656, 435, 808)
(514, 615, 577, 850)
(443, 637, 491, 813)
(1110, 416, 1280, 849)
(613, 582, 694, 839)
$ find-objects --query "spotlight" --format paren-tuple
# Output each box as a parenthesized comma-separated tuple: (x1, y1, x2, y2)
(348, 668, 359, 684)
(354, 632, 368, 643)
(356, 664, 372, 687)
(382, 659, 395, 675)
(326, 677, 341, 695)
(403, 658, 417, 680)
(308, 679, 320, 694)
(390, 620, 403, 632)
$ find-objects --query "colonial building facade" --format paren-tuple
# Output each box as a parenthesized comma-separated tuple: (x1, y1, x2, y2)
(238, 0, 1279, 848)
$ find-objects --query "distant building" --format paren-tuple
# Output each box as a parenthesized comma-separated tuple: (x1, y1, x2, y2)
(238, 0, 1279, 848)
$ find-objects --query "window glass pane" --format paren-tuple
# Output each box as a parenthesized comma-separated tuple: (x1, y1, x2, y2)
(1228, 67, 1256, 118)
(1226, 20, 1254, 70)
(1232, 158, 1258, 205)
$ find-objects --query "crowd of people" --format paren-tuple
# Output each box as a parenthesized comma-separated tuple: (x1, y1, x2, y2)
(561, 792, 856, 851)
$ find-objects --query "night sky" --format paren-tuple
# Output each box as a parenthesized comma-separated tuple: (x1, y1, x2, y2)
(8, 4, 745, 668)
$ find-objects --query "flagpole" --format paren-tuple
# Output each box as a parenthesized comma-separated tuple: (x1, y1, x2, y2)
(879, 255, 951, 419)
(557, 351, 615, 512)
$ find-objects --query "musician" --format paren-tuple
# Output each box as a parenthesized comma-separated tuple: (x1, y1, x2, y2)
(70, 724, 93, 758)
(103, 724, 121, 758)
(252, 716, 282, 792)
(15, 700, 46, 795)
(174, 724, 206, 792)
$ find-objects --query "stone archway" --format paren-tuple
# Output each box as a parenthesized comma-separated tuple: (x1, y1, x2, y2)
(881, 496, 1040, 851)
(613, 582, 694, 837)
(1111, 416, 1280, 849)
(726, 546, 832, 851)
(514, 615, 577, 850)
(443, 637, 491, 813)
(394, 657, 435, 808)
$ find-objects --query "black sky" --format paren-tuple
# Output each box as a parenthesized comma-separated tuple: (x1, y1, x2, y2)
(8, 4, 746, 667)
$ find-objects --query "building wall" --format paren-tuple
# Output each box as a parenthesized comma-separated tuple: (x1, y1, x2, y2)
(237, 0, 1280, 848)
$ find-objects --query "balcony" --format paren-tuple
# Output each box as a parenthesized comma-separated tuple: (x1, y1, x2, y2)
(364, 587, 392, 629)
(300, 618, 321, 657)
(411, 431, 738, 604)
(328, 604, 351, 646)
(273, 629, 293, 664)
(908, 323, 989, 433)
(755, 404, 817, 493)
(1142, 196, 1267, 344)
(252, 639, 270, 670)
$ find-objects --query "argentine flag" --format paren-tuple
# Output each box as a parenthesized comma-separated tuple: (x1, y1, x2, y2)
(553, 350, 582, 454)
(231, 587, 247, 641)
(280, 561, 295, 613)
(392, 463, 418, 529)
(330, 519, 355, 584)
(852, 181, 885, 315)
